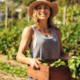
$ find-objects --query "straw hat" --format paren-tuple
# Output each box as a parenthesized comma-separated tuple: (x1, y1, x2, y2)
(28, 0, 58, 18)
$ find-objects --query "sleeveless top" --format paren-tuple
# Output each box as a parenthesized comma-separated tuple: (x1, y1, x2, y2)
(29, 25, 60, 60)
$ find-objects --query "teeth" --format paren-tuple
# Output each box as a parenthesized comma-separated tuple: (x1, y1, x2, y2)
(40, 14, 46, 16)
(40, 14, 45, 15)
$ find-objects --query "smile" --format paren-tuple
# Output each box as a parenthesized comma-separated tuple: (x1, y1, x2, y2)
(40, 13, 47, 16)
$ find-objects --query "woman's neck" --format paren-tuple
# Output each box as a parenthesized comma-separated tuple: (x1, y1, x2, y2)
(38, 19, 49, 29)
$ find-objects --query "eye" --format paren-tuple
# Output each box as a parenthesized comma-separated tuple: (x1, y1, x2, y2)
(45, 7, 48, 9)
(44, 6, 49, 9)
(37, 7, 41, 10)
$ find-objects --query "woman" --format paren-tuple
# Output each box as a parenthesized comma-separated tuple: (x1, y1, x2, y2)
(16, 0, 75, 80)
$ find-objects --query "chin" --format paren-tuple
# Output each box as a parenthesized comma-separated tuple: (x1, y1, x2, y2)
(39, 17, 48, 20)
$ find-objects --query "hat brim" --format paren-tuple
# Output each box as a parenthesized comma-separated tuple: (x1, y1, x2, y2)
(28, 1, 58, 18)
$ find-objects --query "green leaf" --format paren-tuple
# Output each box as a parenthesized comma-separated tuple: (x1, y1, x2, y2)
(60, 61, 66, 66)
(42, 63, 48, 66)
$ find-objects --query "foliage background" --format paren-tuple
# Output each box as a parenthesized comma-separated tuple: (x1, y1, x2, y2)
(0, 0, 80, 60)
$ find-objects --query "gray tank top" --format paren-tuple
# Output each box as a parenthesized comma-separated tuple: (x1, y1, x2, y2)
(29, 25, 60, 60)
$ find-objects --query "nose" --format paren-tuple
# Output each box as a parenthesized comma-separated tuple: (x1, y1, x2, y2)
(41, 8, 45, 11)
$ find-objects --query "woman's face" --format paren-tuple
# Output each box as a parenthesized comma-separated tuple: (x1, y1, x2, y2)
(36, 3, 51, 20)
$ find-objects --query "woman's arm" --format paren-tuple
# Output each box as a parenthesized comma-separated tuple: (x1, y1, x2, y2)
(54, 27, 76, 60)
(16, 26, 40, 68)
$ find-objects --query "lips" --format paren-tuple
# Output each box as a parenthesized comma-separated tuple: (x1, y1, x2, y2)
(40, 13, 47, 16)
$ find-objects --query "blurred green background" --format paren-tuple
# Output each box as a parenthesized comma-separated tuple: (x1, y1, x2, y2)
(0, 0, 80, 60)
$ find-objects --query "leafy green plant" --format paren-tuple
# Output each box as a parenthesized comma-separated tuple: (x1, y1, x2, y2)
(55, 4, 80, 25)
(68, 56, 80, 80)
(0, 20, 5, 28)
(42, 63, 49, 66)
(22, 0, 36, 6)
(58, 22, 80, 56)
(0, 61, 27, 78)
(38, 59, 66, 66)
(50, 59, 66, 67)
(0, 19, 34, 60)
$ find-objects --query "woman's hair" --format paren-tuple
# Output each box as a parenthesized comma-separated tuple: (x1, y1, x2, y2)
(32, 6, 55, 28)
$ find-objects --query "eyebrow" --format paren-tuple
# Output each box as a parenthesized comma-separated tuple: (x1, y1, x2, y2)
(36, 5, 49, 8)
(45, 5, 49, 7)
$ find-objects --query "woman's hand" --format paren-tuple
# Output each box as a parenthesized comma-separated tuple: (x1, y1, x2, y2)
(29, 58, 41, 69)
(72, 56, 77, 58)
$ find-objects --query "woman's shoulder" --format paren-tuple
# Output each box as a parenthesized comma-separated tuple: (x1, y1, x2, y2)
(54, 26, 61, 38)
(24, 26, 33, 32)
(22, 26, 34, 36)
(54, 26, 61, 33)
